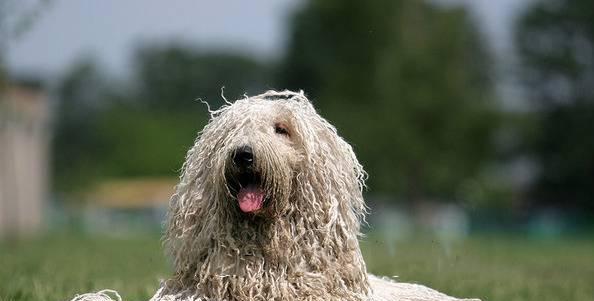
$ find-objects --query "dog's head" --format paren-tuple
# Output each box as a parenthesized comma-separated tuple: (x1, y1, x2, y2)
(162, 91, 371, 300)
(166, 90, 366, 250)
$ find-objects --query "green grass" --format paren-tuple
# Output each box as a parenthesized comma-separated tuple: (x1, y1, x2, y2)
(1, 233, 593, 301)
(361, 234, 594, 301)
(0, 234, 169, 301)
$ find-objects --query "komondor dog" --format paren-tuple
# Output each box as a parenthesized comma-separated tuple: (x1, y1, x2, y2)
(71, 90, 479, 301)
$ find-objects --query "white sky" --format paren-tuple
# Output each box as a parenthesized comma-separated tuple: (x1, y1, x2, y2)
(4, 0, 301, 76)
(4, 0, 532, 79)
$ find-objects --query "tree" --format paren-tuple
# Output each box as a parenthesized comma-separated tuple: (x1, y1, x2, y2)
(96, 45, 272, 178)
(53, 58, 113, 191)
(278, 0, 497, 202)
(516, 0, 594, 212)
(52, 45, 271, 194)
(133, 45, 271, 111)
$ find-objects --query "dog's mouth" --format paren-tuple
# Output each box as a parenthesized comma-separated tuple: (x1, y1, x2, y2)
(231, 171, 266, 213)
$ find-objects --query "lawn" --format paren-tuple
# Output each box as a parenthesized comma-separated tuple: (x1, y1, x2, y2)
(1, 233, 592, 301)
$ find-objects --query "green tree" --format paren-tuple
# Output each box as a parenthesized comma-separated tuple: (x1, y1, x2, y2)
(53, 45, 271, 194)
(516, 0, 594, 212)
(94, 45, 272, 178)
(133, 45, 271, 110)
(53, 58, 113, 191)
(278, 0, 497, 202)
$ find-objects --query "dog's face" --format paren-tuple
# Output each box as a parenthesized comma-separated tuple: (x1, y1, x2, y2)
(165, 92, 369, 295)
(220, 99, 305, 217)
(167, 91, 365, 244)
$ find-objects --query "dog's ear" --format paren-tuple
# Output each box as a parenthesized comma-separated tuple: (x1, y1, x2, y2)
(293, 100, 367, 232)
(163, 129, 228, 264)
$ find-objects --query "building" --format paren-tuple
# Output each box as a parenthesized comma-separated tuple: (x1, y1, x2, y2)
(0, 79, 50, 237)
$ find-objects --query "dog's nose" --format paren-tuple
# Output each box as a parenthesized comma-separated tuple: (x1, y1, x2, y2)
(233, 146, 254, 168)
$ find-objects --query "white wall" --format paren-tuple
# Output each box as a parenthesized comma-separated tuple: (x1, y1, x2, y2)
(0, 84, 49, 237)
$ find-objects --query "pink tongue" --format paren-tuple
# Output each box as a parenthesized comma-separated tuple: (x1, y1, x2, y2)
(237, 186, 265, 213)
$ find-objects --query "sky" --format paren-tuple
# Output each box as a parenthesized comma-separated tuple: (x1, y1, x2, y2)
(4, 0, 532, 79)
(4, 0, 301, 76)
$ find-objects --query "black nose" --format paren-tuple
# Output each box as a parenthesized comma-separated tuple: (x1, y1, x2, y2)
(233, 146, 254, 168)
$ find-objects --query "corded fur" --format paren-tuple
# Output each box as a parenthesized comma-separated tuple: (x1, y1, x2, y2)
(69, 91, 479, 301)
(158, 90, 369, 301)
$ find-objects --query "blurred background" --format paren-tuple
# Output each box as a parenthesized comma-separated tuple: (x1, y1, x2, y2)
(0, 0, 593, 300)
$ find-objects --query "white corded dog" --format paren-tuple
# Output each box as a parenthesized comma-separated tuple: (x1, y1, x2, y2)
(71, 91, 479, 301)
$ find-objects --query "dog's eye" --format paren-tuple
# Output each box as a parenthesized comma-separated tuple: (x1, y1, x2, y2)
(274, 123, 290, 137)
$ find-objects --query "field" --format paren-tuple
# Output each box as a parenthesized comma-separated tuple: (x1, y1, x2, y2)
(1, 233, 593, 301)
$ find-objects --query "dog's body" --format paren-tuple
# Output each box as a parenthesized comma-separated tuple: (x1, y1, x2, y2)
(147, 91, 479, 301)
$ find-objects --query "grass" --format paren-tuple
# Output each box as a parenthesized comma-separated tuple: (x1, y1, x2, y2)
(361, 234, 594, 301)
(1, 233, 593, 301)
(0, 234, 169, 301)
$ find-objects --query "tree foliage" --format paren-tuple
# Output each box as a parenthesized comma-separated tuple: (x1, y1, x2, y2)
(516, 0, 594, 211)
(53, 59, 112, 191)
(53, 47, 270, 194)
(133, 45, 271, 110)
(278, 0, 498, 201)
(53, 1, 501, 206)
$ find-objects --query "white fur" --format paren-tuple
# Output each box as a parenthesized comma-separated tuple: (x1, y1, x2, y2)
(70, 90, 480, 301)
